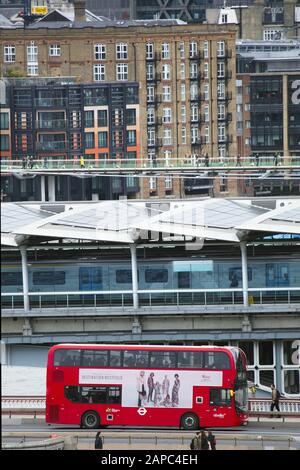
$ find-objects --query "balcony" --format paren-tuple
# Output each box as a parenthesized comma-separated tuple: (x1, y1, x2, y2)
(148, 138, 162, 148)
(189, 73, 201, 81)
(146, 73, 161, 82)
(36, 119, 66, 130)
(36, 141, 66, 152)
(35, 98, 67, 108)
(191, 138, 203, 148)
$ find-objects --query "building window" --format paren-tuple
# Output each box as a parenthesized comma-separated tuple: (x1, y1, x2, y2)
(93, 64, 105, 81)
(84, 110, 94, 128)
(27, 41, 38, 63)
(163, 107, 172, 124)
(204, 62, 209, 79)
(165, 175, 172, 190)
(191, 126, 199, 143)
(218, 124, 226, 142)
(0, 135, 9, 151)
(190, 83, 198, 100)
(98, 109, 108, 127)
(0, 113, 9, 129)
(162, 64, 171, 81)
(162, 43, 170, 59)
(219, 174, 228, 192)
(180, 63, 185, 80)
(149, 176, 157, 190)
(147, 86, 155, 102)
(146, 63, 155, 80)
(189, 41, 197, 58)
(219, 145, 226, 159)
(181, 84, 186, 101)
(181, 127, 186, 144)
(163, 128, 172, 145)
(221, 13, 228, 23)
(116, 43, 128, 60)
(147, 128, 155, 146)
(146, 42, 154, 60)
(263, 29, 282, 41)
(204, 126, 210, 144)
(162, 86, 171, 102)
(4, 45, 15, 62)
(217, 81, 225, 100)
(189, 62, 198, 79)
(27, 64, 38, 76)
(181, 105, 186, 123)
(126, 108, 136, 126)
(217, 41, 225, 57)
(147, 107, 155, 125)
(204, 40, 209, 59)
(218, 103, 226, 120)
(217, 61, 225, 78)
(204, 105, 209, 122)
(94, 44, 106, 60)
(49, 44, 61, 57)
(179, 42, 185, 59)
(164, 149, 172, 166)
(127, 129, 136, 145)
(191, 104, 198, 122)
(116, 63, 128, 81)
(284, 370, 300, 395)
(84, 132, 95, 149)
(204, 84, 209, 101)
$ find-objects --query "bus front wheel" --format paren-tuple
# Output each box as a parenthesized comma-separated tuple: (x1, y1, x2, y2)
(81, 411, 100, 429)
(180, 413, 199, 430)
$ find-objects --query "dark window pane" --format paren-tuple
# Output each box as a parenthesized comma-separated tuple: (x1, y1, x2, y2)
(54, 349, 81, 366)
(149, 351, 176, 368)
(2, 272, 23, 286)
(210, 388, 231, 406)
(238, 341, 254, 365)
(259, 341, 274, 365)
(259, 370, 274, 387)
(32, 271, 65, 285)
(116, 269, 132, 283)
(284, 370, 299, 395)
(82, 350, 108, 367)
(110, 350, 122, 367)
(145, 269, 168, 283)
(203, 351, 230, 370)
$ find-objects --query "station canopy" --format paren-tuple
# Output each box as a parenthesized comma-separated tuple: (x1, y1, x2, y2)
(1, 198, 300, 248)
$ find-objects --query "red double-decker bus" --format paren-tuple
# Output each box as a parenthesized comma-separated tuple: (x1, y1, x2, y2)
(46, 344, 248, 429)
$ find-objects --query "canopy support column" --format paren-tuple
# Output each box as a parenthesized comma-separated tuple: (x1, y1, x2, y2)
(130, 244, 139, 309)
(240, 241, 249, 307)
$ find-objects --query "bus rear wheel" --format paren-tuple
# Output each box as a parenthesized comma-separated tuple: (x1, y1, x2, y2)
(180, 413, 199, 430)
(81, 411, 100, 429)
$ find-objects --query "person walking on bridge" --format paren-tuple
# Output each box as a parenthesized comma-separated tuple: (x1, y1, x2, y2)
(270, 384, 281, 417)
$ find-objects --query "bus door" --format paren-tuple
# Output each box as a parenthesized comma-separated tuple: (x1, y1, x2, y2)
(207, 388, 233, 425)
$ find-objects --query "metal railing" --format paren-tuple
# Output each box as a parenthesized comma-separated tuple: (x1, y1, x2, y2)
(1, 155, 300, 172)
(2, 287, 300, 311)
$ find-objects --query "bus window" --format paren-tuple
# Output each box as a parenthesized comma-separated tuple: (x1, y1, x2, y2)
(109, 350, 122, 367)
(108, 386, 122, 404)
(178, 351, 204, 368)
(65, 386, 80, 402)
(123, 350, 149, 368)
(210, 389, 232, 407)
(203, 351, 230, 370)
(150, 351, 176, 368)
(82, 350, 108, 367)
(54, 349, 81, 366)
(64, 386, 121, 404)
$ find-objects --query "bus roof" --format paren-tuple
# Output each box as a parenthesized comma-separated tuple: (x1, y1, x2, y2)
(49, 344, 239, 353)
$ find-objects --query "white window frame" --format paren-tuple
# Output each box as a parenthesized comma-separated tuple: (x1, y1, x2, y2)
(116, 63, 128, 81)
(94, 44, 106, 60)
(147, 128, 155, 146)
(218, 123, 226, 142)
(191, 126, 199, 143)
(147, 86, 155, 103)
(221, 13, 228, 24)
(165, 174, 172, 189)
(189, 62, 198, 79)
(218, 145, 226, 159)
(263, 29, 282, 41)
(204, 126, 210, 144)
(190, 83, 198, 101)
(218, 103, 226, 120)
(181, 126, 187, 144)
(4, 45, 15, 63)
(146, 42, 154, 60)
(147, 107, 155, 125)
(217, 61, 225, 78)
(162, 86, 171, 102)
(191, 104, 199, 122)
(149, 176, 157, 190)
(189, 41, 197, 58)
(49, 44, 61, 57)
(204, 62, 209, 79)
(181, 105, 186, 123)
(204, 83, 209, 101)
(181, 84, 186, 101)
(161, 42, 170, 60)
(217, 41, 225, 58)
(204, 40, 209, 59)
(180, 63, 185, 80)
(163, 128, 172, 146)
(179, 42, 185, 59)
(146, 63, 155, 81)
(27, 64, 38, 76)
(217, 81, 225, 100)
(204, 105, 209, 122)
(163, 107, 172, 124)
(116, 43, 128, 60)
(27, 41, 38, 64)
(93, 64, 105, 82)
(164, 149, 172, 166)
(162, 64, 171, 81)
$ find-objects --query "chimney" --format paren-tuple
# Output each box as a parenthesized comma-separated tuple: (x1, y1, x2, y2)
(73, 0, 86, 22)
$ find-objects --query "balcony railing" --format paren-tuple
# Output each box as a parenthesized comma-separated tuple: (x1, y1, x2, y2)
(36, 119, 66, 130)
(34, 98, 67, 107)
(2, 287, 300, 311)
(36, 142, 66, 151)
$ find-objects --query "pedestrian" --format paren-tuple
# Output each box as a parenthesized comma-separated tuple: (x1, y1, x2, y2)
(236, 154, 241, 166)
(200, 430, 209, 450)
(29, 156, 34, 169)
(80, 155, 85, 168)
(207, 431, 216, 450)
(204, 153, 209, 167)
(43, 156, 48, 169)
(190, 431, 201, 450)
(255, 153, 260, 166)
(22, 156, 27, 169)
(94, 431, 103, 450)
(270, 384, 281, 416)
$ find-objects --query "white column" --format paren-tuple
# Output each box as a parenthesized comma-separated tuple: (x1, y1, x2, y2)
(130, 244, 139, 309)
(240, 241, 249, 307)
(20, 245, 29, 311)
(40, 175, 46, 202)
(48, 175, 56, 202)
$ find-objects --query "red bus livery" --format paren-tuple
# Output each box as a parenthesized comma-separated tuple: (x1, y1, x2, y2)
(46, 344, 248, 429)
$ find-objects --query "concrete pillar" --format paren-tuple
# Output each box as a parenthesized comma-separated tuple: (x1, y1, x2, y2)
(22, 318, 32, 336)
(20, 245, 30, 311)
(240, 241, 249, 307)
(130, 244, 139, 309)
(48, 175, 56, 202)
(40, 175, 46, 202)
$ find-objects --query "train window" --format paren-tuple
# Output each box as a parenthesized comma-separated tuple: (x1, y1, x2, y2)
(32, 271, 66, 285)
(2, 272, 23, 286)
(145, 269, 168, 283)
(116, 270, 132, 283)
(229, 267, 252, 283)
